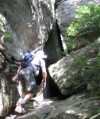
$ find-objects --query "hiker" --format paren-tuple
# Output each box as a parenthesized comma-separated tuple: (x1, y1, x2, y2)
(12, 50, 47, 114)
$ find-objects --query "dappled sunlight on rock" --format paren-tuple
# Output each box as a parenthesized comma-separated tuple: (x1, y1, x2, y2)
(97, 37, 100, 43)
(66, 109, 76, 114)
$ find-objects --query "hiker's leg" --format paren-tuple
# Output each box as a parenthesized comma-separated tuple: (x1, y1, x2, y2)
(17, 68, 27, 96)
(15, 67, 37, 113)
(22, 92, 35, 103)
(15, 67, 28, 106)
(15, 68, 27, 107)
(18, 67, 37, 105)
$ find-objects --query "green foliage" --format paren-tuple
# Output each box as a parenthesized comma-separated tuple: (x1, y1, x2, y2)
(0, 31, 12, 39)
(85, 55, 100, 82)
(67, 4, 100, 38)
(65, 39, 76, 53)
(3, 32, 12, 39)
(74, 54, 100, 83)
(87, 89, 100, 98)
(74, 54, 87, 68)
(0, 15, 12, 39)
(66, 38, 90, 53)
(89, 106, 100, 118)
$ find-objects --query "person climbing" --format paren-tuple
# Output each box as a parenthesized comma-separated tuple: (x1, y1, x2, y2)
(12, 50, 47, 114)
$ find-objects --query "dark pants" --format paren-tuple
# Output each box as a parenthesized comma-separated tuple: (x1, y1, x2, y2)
(18, 66, 37, 94)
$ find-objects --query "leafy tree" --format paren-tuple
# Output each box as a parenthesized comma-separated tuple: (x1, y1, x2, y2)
(67, 4, 100, 39)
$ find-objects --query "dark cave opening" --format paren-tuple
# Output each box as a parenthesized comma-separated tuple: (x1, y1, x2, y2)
(43, 20, 64, 99)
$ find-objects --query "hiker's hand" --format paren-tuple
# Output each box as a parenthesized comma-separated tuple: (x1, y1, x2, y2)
(12, 74, 18, 82)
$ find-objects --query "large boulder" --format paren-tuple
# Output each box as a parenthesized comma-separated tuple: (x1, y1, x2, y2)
(48, 38, 100, 96)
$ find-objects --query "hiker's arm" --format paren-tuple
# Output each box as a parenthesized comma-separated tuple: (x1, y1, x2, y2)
(42, 66, 47, 81)
(42, 68, 47, 89)
(12, 63, 21, 82)
(41, 62, 47, 88)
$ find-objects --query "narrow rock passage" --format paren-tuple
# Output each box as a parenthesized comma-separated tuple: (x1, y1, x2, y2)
(5, 94, 57, 119)
(4, 93, 100, 119)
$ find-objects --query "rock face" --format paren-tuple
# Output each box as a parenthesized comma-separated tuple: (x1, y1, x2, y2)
(0, 0, 63, 117)
(0, 0, 63, 60)
(0, 0, 100, 118)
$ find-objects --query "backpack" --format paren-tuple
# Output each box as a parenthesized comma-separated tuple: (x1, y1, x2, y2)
(20, 50, 47, 69)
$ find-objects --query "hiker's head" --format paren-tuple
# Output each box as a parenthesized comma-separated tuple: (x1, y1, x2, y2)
(20, 52, 33, 62)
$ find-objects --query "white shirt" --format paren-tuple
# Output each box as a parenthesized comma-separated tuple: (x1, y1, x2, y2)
(31, 56, 45, 68)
